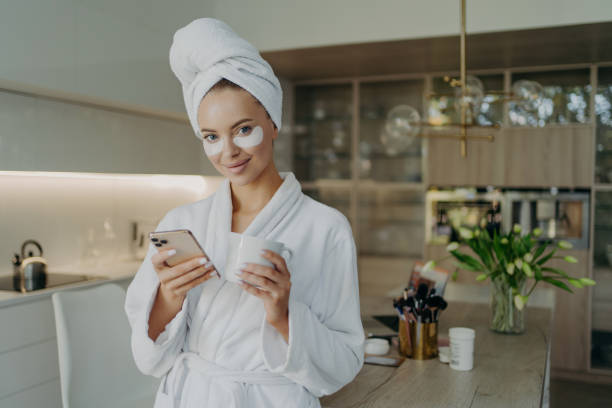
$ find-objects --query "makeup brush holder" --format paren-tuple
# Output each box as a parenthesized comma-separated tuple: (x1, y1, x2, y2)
(399, 319, 438, 360)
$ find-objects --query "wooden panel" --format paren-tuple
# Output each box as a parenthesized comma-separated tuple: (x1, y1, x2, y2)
(0, 298, 56, 354)
(549, 249, 590, 372)
(0, 378, 61, 408)
(0, 338, 60, 399)
(426, 125, 593, 188)
(591, 267, 612, 332)
(263, 22, 612, 80)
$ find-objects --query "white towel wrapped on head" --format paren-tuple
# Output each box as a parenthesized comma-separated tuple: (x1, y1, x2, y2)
(169, 17, 283, 140)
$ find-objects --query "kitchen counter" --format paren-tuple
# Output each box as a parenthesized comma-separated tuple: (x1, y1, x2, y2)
(0, 259, 143, 307)
(321, 295, 553, 408)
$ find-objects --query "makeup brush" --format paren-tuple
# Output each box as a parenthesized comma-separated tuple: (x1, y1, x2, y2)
(416, 283, 429, 321)
(431, 296, 448, 322)
(416, 283, 429, 300)
(426, 296, 441, 322)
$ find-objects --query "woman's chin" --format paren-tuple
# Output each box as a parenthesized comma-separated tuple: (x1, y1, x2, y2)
(225, 168, 258, 185)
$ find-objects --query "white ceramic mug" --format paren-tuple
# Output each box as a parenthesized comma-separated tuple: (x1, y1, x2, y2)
(224, 232, 293, 288)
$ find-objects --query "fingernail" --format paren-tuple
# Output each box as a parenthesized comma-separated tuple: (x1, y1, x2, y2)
(260, 250, 267, 256)
(237, 270, 244, 276)
(204, 261, 214, 268)
(199, 257, 208, 265)
(168, 249, 177, 256)
(239, 262, 247, 269)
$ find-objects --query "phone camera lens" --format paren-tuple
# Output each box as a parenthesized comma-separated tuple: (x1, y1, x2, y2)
(154, 243, 162, 247)
(160, 239, 168, 244)
(151, 238, 159, 242)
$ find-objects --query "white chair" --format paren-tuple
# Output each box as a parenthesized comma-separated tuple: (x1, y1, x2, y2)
(52, 283, 159, 408)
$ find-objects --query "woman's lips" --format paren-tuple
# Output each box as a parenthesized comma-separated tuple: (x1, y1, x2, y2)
(225, 158, 250, 174)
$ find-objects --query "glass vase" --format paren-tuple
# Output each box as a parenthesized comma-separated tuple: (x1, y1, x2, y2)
(490, 275, 526, 334)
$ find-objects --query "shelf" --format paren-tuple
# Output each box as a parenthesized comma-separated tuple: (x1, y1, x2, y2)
(362, 151, 422, 159)
(295, 115, 352, 123)
(594, 184, 612, 191)
(294, 152, 351, 160)
(300, 179, 353, 190)
(357, 180, 425, 190)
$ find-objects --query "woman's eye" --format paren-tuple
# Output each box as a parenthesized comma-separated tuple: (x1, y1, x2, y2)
(204, 134, 218, 142)
(238, 126, 252, 135)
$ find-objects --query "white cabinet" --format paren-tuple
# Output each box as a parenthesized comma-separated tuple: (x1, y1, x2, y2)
(0, 278, 136, 407)
(0, 90, 216, 175)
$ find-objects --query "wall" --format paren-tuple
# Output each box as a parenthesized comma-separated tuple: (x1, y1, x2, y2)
(206, 0, 612, 52)
(0, 90, 216, 174)
(0, 172, 223, 276)
(4, 1, 611, 114)
(0, 0, 209, 113)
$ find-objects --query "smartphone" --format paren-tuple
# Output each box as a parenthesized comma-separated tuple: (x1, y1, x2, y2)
(148, 229, 220, 278)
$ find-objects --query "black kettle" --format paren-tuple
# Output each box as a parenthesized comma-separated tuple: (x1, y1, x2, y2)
(11, 240, 48, 292)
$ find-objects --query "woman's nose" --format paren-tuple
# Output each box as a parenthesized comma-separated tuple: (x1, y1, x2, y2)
(221, 135, 241, 156)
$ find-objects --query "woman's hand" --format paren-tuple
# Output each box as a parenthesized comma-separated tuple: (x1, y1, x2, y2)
(237, 249, 291, 341)
(151, 248, 218, 303)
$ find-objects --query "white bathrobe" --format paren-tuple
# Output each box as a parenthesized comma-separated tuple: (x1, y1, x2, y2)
(124, 171, 365, 407)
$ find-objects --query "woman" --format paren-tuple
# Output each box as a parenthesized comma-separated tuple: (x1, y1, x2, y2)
(124, 18, 364, 408)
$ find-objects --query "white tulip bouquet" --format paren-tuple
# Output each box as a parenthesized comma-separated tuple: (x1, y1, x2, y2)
(424, 222, 595, 333)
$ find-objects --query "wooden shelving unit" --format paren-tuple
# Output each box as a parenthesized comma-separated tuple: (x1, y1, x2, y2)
(291, 61, 612, 382)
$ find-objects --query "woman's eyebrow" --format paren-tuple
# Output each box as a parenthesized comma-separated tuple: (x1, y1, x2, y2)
(200, 118, 253, 133)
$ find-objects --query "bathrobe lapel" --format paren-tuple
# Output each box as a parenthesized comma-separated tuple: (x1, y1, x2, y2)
(189, 171, 303, 347)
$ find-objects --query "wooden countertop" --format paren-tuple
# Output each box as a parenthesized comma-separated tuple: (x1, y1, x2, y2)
(321, 296, 553, 408)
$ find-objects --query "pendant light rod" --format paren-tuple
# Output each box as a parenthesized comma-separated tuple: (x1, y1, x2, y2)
(460, 0, 468, 157)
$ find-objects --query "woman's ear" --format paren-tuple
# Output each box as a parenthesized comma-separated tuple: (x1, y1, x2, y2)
(270, 120, 279, 141)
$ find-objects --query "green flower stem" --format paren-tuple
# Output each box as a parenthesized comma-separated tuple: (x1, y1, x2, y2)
(490, 275, 526, 333)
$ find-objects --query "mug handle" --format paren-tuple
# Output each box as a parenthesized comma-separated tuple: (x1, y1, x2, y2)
(281, 246, 293, 262)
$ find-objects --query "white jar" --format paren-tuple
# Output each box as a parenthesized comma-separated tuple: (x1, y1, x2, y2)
(449, 327, 475, 371)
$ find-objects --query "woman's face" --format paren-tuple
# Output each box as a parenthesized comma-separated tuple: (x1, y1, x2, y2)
(197, 87, 278, 185)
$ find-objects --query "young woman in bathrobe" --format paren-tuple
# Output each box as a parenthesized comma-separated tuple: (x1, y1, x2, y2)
(124, 20, 365, 407)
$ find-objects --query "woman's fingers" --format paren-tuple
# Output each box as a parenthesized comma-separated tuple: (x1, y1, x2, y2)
(165, 262, 216, 290)
(151, 249, 219, 298)
(173, 267, 218, 296)
(239, 262, 281, 283)
(239, 280, 271, 300)
(238, 270, 276, 290)
(151, 247, 178, 272)
(261, 250, 290, 276)
(158, 255, 211, 283)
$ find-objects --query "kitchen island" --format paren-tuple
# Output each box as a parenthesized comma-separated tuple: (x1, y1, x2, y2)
(321, 295, 553, 408)
(0, 266, 553, 408)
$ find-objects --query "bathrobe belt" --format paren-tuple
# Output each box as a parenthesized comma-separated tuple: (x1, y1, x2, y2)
(163, 352, 295, 406)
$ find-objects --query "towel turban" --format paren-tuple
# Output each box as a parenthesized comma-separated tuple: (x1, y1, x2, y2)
(169, 18, 283, 140)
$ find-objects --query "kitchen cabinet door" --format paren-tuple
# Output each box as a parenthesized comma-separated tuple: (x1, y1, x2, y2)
(293, 84, 353, 181)
(359, 79, 424, 183)
(426, 124, 593, 188)
(0, 90, 215, 175)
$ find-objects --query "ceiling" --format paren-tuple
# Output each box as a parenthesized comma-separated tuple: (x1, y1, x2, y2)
(261, 22, 612, 80)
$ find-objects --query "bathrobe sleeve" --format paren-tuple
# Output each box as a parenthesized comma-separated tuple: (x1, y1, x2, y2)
(260, 216, 365, 397)
(124, 210, 191, 378)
